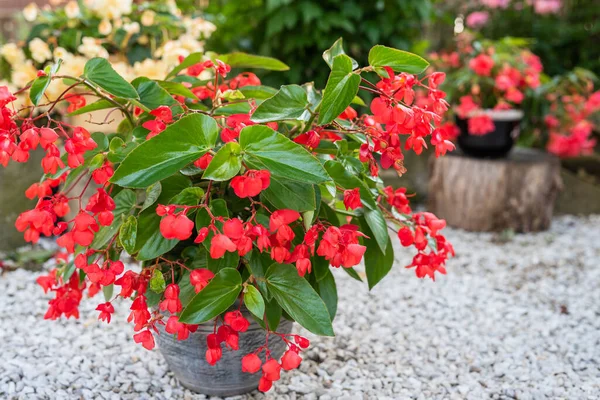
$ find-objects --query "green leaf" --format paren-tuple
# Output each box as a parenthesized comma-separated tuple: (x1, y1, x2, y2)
(91, 189, 137, 249)
(318, 54, 361, 125)
(244, 285, 265, 319)
(246, 250, 272, 301)
(111, 114, 218, 188)
(323, 160, 376, 209)
(102, 284, 113, 302)
(363, 207, 389, 254)
(83, 57, 139, 99)
(312, 255, 330, 282)
(29, 75, 51, 106)
(323, 38, 358, 70)
(202, 142, 242, 181)
(240, 125, 330, 184)
(132, 77, 177, 110)
(207, 251, 239, 273)
(343, 266, 363, 282)
(238, 85, 278, 100)
(150, 269, 166, 293)
(66, 99, 115, 116)
(141, 182, 162, 212)
(119, 215, 137, 255)
(360, 216, 394, 289)
(217, 52, 289, 71)
(30, 60, 62, 106)
(179, 268, 242, 324)
(261, 177, 316, 212)
(314, 270, 338, 320)
(368, 45, 429, 74)
(157, 80, 199, 100)
(250, 85, 310, 123)
(265, 263, 334, 336)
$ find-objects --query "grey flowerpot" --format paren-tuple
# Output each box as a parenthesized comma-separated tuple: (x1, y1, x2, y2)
(156, 317, 293, 396)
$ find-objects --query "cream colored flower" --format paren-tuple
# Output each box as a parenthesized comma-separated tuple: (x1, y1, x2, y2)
(65, 1, 80, 19)
(158, 35, 205, 68)
(185, 17, 216, 39)
(141, 10, 155, 26)
(111, 61, 135, 82)
(137, 35, 149, 45)
(29, 38, 53, 64)
(98, 19, 112, 36)
(85, 0, 132, 20)
(60, 55, 87, 77)
(0, 43, 26, 67)
(133, 59, 168, 80)
(123, 22, 140, 35)
(11, 61, 38, 88)
(78, 37, 109, 59)
(53, 47, 71, 61)
(23, 3, 39, 22)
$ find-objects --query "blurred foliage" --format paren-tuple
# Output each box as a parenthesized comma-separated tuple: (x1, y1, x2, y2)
(460, 0, 600, 77)
(204, 0, 449, 87)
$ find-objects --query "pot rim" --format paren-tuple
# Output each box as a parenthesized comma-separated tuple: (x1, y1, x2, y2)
(460, 108, 524, 121)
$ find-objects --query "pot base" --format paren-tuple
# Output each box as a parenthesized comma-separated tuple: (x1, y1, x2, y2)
(157, 318, 293, 396)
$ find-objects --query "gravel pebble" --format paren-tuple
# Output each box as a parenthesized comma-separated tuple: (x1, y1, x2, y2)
(1, 215, 600, 399)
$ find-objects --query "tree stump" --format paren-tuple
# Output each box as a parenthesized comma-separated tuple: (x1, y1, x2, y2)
(428, 148, 563, 232)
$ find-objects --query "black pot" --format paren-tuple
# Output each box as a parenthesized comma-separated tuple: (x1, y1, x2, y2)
(456, 110, 523, 158)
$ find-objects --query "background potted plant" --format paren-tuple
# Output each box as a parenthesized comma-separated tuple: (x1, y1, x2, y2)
(430, 36, 543, 158)
(0, 39, 454, 395)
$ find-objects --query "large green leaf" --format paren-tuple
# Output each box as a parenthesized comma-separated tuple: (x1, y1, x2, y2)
(360, 216, 394, 289)
(323, 38, 358, 70)
(368, 45, 429, 74)
(261, 177, 316, 212)
(250, 85, 310, 123)
(132, 77, 177, 110)
(135, 186, 203, 261)
(244, 285, 265, 319)
(240, 125, 330, 184)
(363, 208, 389, 255)
(91, 189, 137, 249)
(111, 114, 218, 188)
(318, 54, 360, 125)
(265, 263, 334, 336)
(202, 142, 242, 181)
(314, 270, 338, 320)
(217, 52, 289, 71)
(179, 268, 242, 324)
(246, 250, 272, 301)
(83, 57, 139, 99)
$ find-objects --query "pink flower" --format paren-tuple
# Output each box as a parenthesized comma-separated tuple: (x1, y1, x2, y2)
(468, 115, 495, 136)
(466, 11, 490, 28)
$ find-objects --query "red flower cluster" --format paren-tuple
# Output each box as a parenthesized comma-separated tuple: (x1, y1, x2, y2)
(316, 225, 367, 268)
(158, 205, 194, 241)
(545, 90, 600, 158)
(242, 334, 309, 392)
(231, 169, 271, 198)
(400, 212, 454, 280)
(205, 310, 249, 365)
(142, 106, 173, 139)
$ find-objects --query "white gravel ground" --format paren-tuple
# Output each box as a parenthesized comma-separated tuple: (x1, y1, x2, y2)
(1, 215, 599, 400)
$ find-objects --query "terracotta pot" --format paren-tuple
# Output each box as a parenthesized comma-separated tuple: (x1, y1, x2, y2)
(156, 316, 293, 396)
(456, 109, 524, 158)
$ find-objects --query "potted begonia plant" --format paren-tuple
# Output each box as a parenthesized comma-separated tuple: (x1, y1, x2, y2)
(1, 39, 454, 395)
(430, 36, 543, 158)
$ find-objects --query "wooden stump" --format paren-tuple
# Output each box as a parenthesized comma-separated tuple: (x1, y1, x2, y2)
(428, 148, 563, 232)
